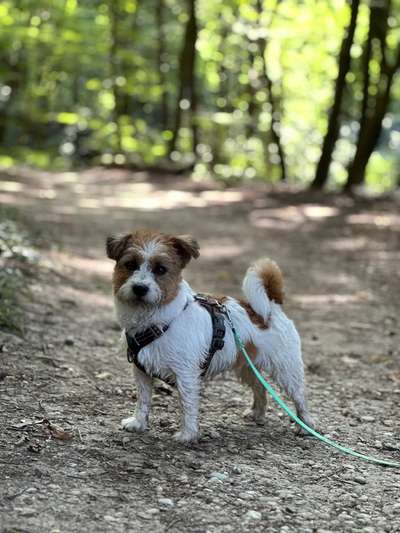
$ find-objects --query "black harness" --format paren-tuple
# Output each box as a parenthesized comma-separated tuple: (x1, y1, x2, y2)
(125, 294, 227, 386)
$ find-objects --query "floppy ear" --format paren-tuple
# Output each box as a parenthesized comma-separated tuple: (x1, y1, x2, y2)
(106, 234, 131, 261)
(171, 235, 200, 267)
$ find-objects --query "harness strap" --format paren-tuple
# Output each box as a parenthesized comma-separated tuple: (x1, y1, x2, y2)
(194, 294, 226, 377)
(125, 294, 227, 385)
(126, 324, 176, 385)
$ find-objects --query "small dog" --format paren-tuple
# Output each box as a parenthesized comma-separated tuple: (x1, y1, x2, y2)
(107, 230, 314, 443)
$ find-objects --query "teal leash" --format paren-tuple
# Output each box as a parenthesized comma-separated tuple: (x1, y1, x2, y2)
(226, 315, 400, 468)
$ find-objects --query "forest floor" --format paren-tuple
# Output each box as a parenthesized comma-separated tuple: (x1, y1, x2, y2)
(0, 167, 400, 533)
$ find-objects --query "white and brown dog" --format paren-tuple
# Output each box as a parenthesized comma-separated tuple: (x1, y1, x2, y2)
(107, 230, 314, 444)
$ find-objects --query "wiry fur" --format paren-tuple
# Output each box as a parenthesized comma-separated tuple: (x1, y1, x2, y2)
(107, 230, 313, 444)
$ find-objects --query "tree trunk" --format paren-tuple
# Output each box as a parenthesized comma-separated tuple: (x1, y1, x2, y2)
(255, 0, 287, 181)
(344, 44, 400, 191)
(246, 47, 257, 139)
(311, 0, 360, 189)
(156, 0, 169, 131)
(108, 0, 123, 153)
(169, 0, 198, 156)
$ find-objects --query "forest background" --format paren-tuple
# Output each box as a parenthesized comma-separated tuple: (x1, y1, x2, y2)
(1, 0, 400, 192)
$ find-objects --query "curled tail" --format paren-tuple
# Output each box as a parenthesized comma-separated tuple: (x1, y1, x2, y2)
(242, 258, 284, 322)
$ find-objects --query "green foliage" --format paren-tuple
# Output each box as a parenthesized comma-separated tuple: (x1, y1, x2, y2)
(0, 0, 399, 189)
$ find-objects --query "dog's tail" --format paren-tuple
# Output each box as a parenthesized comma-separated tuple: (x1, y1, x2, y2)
(242, 258, 284, 322)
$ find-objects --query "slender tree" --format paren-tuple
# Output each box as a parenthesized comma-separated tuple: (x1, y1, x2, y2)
(156, 0, 169, 131)
(169, 0, 198, 156)
(344, 0, 400, 191)
(255, 0, 287, 181)
(344, 45, 400, 190)
(311, 0, 360, 189)
(108, 0, 123, 152)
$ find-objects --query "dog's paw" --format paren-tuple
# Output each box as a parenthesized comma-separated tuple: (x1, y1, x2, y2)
(294, 415, 317, 436)
(173, 429, 198, 445)
(121, 416, 147, 433)
(243, 408, 266, 426)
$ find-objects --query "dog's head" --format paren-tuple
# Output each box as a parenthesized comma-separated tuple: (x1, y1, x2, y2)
(106, 230, 200, 306)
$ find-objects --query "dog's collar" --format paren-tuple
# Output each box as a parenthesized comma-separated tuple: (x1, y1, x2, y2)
(125, 294, 227, 385)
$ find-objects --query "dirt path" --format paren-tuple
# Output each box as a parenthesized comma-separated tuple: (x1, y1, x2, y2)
(1, 167, 400, 533)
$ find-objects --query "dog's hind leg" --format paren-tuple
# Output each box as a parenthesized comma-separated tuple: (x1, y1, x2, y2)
(271, 361, 315, 432)
(234, 343, 267, 425)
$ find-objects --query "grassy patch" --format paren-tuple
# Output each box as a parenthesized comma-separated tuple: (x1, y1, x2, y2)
(0, 209, 39, 333)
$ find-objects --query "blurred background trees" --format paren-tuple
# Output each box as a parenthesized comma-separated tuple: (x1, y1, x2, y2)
(0, 0, 399, 191)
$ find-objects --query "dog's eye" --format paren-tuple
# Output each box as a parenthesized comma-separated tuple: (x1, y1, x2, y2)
(153, 264, 167, 275)
(124, 260, 138, 271)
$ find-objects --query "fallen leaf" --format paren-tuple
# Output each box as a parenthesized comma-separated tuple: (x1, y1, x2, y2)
(43, 420, 74, 441)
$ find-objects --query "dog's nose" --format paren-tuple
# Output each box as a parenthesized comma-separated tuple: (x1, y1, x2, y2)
(132, 284, 149, 298)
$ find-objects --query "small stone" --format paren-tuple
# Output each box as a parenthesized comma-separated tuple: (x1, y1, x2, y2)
(360, 416, 375, 423)
(209, 471, 229, 482)
(353, 475, 367, 485)
(19, 508, 36, 517)
(238, 491, 256, 500)
(159, 498, 175, 509)
(104, 515, 118, 522)
(137, 508, 159, 520)
(122, 436, 130, 447)
(382, 442, 399, 451)
(244, 510, 262, 521)
(64, 337, 74, 346)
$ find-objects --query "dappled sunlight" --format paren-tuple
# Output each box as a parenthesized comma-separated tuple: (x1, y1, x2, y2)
(293, 290, 373, 306)
(75, 185, 246, 210)
(250, 203, 339, 229)
(347, 213, 400, 227)
(0, 181, 24, 192)
(326, 236, 369, 251)
(0, 170, 249, 214)
(201, 243, 244, 258)
(301, 204, 339, 219)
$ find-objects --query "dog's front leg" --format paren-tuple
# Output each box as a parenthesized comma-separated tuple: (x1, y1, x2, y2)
(174, 373, 200, 444)
(121, 367, 153, 433)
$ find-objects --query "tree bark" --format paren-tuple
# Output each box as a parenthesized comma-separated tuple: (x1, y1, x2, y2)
(108, 0, 123, 152)
(169, 0, 198, 156)
(344, 43, 400, 191)
(311, 0, 360, 189)
(255, 0, 287, 181)
(156, 0, 169, 131)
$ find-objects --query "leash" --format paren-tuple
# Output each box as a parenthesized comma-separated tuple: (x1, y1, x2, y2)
(224, 310, 400, 468)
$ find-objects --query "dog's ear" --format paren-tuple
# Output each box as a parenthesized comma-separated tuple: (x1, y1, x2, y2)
(106, 234, 131, 261)
(171, 235, 200, 267)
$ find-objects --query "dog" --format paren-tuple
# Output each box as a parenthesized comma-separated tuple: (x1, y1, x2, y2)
(106, 230, 314, 443)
